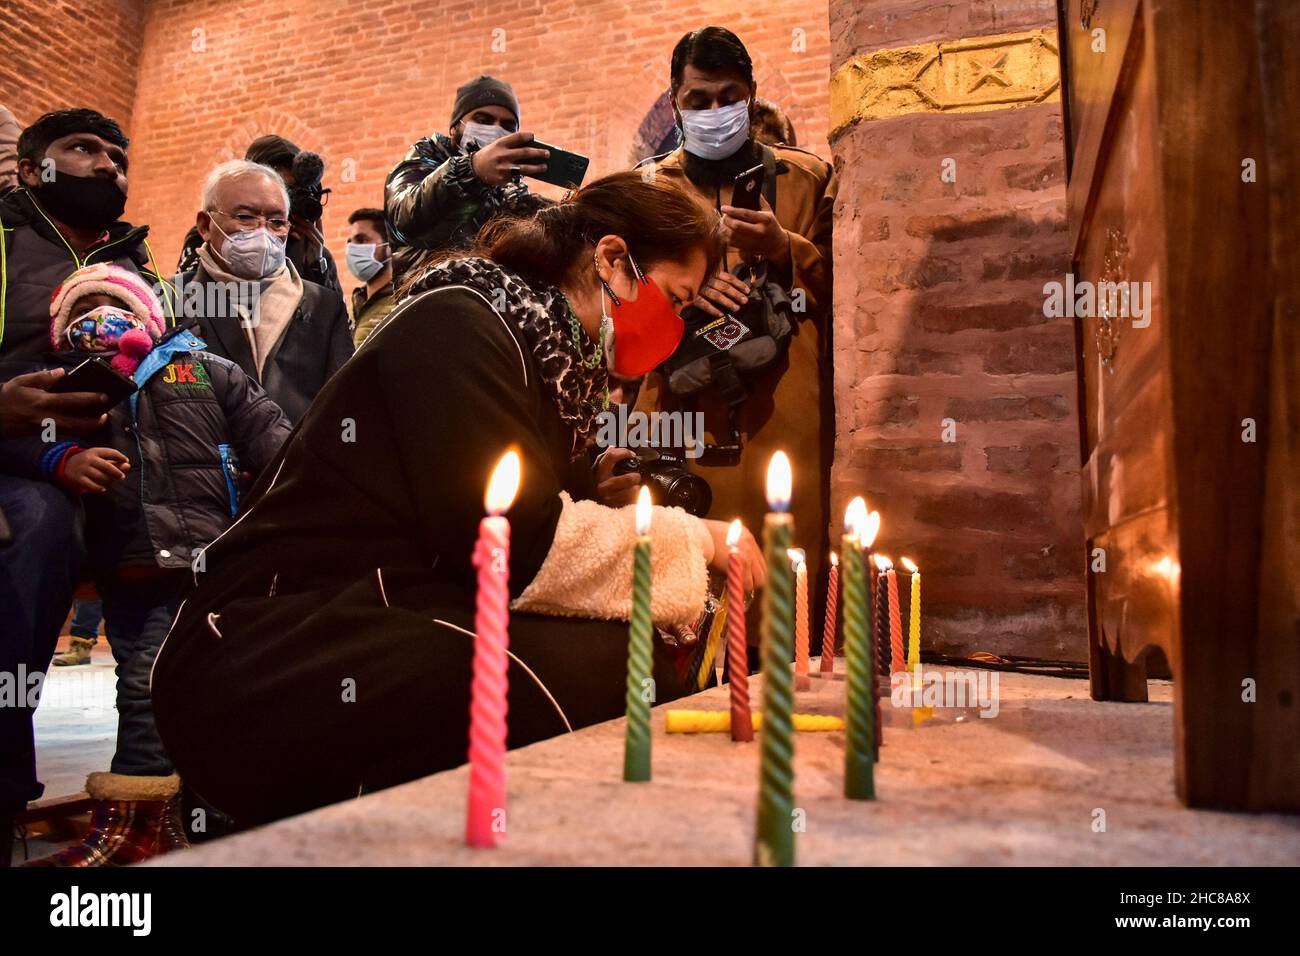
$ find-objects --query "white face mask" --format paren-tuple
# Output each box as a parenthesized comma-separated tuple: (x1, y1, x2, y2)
(679, 100, 751, 161)
(212, 220, 287, 280)
(346, 242, 389, 282)
(460, 121, 510, 151)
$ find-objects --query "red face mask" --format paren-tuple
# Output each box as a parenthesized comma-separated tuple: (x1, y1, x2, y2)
(601, 255, 685, 378)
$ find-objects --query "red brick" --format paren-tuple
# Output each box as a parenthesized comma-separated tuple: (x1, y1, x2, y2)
(945, 395, 1070, 422)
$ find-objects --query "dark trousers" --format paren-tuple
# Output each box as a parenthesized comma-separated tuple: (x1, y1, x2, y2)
(69, 599, 103, 641)
(0, 476, 82, 813)
(97, 573, 184, 778)
(153, 573, 694, 828)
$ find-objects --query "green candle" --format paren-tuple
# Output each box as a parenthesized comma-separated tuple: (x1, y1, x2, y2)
(842, 497, 880, 800)
(624, 487, 654, 782)
(756, 452, 796, 867)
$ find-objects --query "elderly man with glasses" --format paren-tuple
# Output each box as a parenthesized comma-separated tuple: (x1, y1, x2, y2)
(178, 159, 353, 424)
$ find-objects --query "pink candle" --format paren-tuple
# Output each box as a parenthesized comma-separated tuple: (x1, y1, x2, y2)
(466, 451, 521, 848)
(886, 568, 904, 675)
(819, 552, 839, 673)
(790, 549, 810, 691)
(725, 520, 753, 742)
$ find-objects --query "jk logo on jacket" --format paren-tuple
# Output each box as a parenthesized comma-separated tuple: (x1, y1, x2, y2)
(162, 362, 212, 389)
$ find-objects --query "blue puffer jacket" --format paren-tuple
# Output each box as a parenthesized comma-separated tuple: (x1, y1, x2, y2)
(0, 327, 292, 571)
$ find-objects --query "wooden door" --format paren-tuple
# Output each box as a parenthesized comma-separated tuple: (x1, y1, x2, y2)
(1060, 0, 1299, 811)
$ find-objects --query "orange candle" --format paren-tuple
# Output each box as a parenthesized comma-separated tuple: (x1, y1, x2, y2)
(819, 552, 839, 674)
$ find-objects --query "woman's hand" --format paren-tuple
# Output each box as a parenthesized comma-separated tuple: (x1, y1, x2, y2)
(594, 447, 641, 506)
(64, 447, 130, 493)
(700, 518, 765, 593)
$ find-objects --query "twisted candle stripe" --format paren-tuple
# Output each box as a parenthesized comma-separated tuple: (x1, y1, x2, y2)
(842, 541, 875, 799)
(725, 571, 753, 742)
(887, 569, 904, 675)
(624, 537, 653, 781)
(667, 710, 844, 733)
(794, 559, 810, 690)
(756, 514, 796, 867)
(820, 560, 839, 673)
(872, 569, 887, 756)
(467, 521, 510, 846)
(697, 594, 728, 691)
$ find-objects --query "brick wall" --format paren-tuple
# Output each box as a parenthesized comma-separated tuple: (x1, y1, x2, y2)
(829, 0, 1087, 660)
(116, 0, 832, 273)
(0, 0, 145, 132)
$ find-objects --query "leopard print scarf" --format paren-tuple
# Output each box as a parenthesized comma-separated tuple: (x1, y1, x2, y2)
(405, 256, 608, 456)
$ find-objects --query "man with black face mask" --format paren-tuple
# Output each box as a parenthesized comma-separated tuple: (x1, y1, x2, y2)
(0, 109, 173, 861)
(633, 27, 837, 659)
(0, 109, 174, 364)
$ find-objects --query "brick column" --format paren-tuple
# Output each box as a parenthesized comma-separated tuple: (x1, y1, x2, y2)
(828, 0, 1085, 661)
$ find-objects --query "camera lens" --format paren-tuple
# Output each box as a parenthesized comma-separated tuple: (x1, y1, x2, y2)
(657, 473, 713, 517)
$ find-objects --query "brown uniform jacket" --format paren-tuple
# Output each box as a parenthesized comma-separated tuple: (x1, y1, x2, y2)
(635, 143, 837, 640)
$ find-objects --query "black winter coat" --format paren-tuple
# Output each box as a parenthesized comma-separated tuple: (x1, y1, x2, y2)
(151, 285, 690, 825)
(176, 264, 354, 424)
(0, 327, 291, 571)
(0, 189, 176, 367)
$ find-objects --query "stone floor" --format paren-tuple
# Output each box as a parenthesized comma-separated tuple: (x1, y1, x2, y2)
(150, 663, 1300, 866)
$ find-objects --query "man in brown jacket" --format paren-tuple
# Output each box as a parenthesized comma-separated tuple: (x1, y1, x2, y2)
(632, 26, 836, 650)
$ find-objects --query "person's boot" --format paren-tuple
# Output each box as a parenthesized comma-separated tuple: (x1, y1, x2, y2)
(23, 772, 181, 867)
(157, 791, 191, 856)
(52, 636, 95, 666)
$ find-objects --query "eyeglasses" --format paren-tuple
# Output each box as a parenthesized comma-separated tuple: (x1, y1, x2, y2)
(211, 208, 291, 234)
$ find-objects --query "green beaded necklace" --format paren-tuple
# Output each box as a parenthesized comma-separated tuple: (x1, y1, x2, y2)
(562, 293, 610, 410)
(563, 293, 603, 370)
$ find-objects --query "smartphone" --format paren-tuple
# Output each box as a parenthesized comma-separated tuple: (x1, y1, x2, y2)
(527, 140, 590, 189)
(49, 356, 138, 407)
(730, 164, 766, 211)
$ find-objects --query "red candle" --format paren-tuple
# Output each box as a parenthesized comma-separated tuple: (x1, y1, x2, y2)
(725, 520, 753, 742)
(790, 548, 810, 691)
(887, 567, 904, 675)
(820, 551, 839, 673)
(466, 450, 520, 848)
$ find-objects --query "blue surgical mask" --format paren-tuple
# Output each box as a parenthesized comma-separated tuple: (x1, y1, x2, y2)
(346, 242, 389, 282)
(679, 100, 751, 161)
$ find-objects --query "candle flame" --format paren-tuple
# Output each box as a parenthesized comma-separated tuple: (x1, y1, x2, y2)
(726, 518, 743, 549)
(863, 511, 881, 548)
(901, 556, 918, 573)
(484, 450, 521, 515)
(787, 548, 805, 569)
(635, 484, 653, 536)
(766, 451, 792, 512)
(873, 554, 893, 571)
(844, 495, 867, 537)
(830, 551, 839, 567)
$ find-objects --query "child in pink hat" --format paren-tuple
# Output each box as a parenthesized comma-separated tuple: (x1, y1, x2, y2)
(0, 263, 292, 867)
(48, 262, 169, 377)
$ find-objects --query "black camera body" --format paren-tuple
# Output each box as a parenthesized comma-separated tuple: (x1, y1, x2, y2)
(612, 449, 712, 517)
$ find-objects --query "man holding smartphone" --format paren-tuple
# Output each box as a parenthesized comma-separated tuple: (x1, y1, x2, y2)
(630, 26, 837, 653)
(384, 75, 549, 286)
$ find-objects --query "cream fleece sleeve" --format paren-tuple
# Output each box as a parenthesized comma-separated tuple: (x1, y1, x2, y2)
(512, 492, 709, 628)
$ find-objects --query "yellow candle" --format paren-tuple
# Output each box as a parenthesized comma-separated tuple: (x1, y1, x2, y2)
(665, 711, 845, 733)
(902, 557, 920, 672)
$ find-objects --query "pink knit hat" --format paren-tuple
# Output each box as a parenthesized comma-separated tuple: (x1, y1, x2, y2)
(49, 263, 167, 349)
(49, 264, 167, 375)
